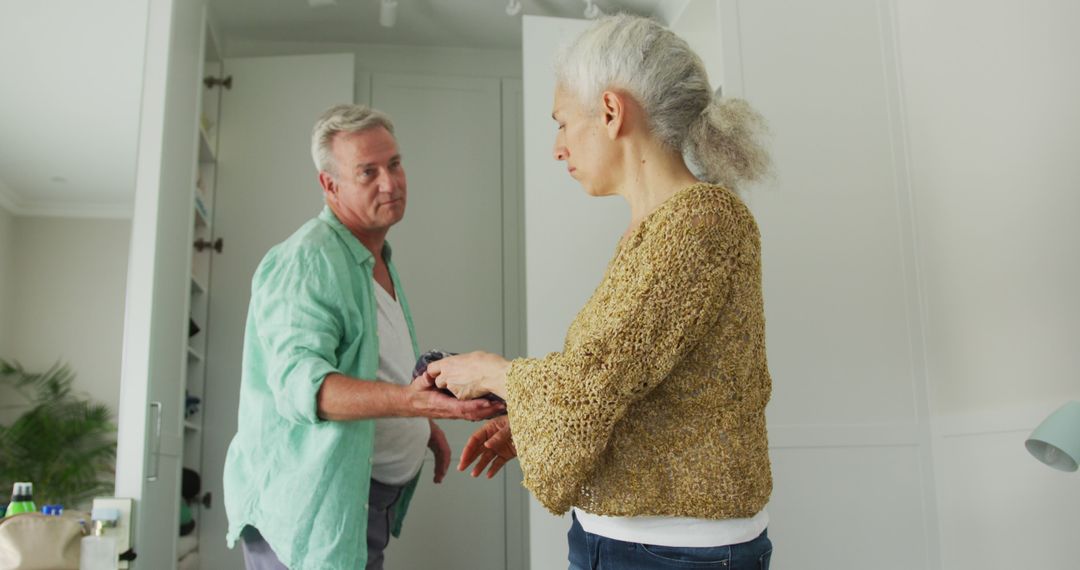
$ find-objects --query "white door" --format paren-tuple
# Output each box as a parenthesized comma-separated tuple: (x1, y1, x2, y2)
(715, 1, 939, 567)
(520, 15, 595, 570)
(115, 0, 207, 568)
(199, 59, 523, 570)
(369, 73, 513, 570)
(198, 53, 355, 570)
(522, 5, 941, 570)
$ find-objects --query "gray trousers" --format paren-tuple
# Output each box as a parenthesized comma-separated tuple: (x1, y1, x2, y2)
(241, 479, 404, 570)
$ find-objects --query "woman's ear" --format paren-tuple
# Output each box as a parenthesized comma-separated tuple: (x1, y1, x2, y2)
(600, 90, 625, 140)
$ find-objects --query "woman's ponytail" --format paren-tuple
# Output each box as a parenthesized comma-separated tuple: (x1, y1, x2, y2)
(686, 96, 771, 190)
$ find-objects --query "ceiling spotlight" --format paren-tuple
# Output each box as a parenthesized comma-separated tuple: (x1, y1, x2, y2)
(583, 0, 603, 19)
(380, 0, 398, 28)
(506, 0, 523, 16)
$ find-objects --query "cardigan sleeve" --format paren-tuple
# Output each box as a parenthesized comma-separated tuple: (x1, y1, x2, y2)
(505, 201, 755, 514)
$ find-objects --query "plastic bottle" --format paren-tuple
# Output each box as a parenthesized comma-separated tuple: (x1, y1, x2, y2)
(2, 483, 18, 517)
(22, 483, 36, 514)
(4, 482, 36, 517)
(79, 507, 120, 570)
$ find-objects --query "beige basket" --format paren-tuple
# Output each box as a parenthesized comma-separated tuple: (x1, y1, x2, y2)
(0, 512, 87, 570)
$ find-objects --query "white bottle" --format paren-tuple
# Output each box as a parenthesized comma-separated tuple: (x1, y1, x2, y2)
(80, 508, 120, 570)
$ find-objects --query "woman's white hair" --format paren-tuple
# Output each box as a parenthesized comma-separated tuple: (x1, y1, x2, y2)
(556, 14, 769, 189)
(311, 104, 396, 175)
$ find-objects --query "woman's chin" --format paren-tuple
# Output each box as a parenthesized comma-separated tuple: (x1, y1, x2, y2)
(582, 184, 615, 198)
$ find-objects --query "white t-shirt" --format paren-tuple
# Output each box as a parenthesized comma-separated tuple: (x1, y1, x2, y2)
(573, 508, 769, 548)
(370, 284, 430, 485)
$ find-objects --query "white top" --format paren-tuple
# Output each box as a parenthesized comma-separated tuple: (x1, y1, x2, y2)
(573, 507, 769, 548)
(370, 283, 430, 485)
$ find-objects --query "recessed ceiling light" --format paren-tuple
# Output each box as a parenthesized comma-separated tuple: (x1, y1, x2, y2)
(380, 0, 398, 28)
(307, 0, 336, 7)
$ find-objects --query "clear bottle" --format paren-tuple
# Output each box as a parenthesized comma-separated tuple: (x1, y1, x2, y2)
(80, 508, 120, 570)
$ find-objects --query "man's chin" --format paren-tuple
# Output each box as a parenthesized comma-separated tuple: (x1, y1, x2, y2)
(385, 209, 405, 227)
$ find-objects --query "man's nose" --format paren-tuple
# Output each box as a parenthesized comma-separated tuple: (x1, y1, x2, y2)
(553, 145, 567, 161)
(376, 168, 396, 192)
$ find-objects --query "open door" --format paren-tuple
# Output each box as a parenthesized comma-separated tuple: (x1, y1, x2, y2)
(520, 14, 606, 570)
(114, 0, 208, 568)
(198, 52, 355, 570)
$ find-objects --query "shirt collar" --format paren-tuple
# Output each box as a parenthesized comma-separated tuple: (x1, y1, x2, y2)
(318, 205, 393, 265)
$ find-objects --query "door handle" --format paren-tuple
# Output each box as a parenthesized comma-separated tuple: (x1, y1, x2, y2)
(147, 401, 163, 481)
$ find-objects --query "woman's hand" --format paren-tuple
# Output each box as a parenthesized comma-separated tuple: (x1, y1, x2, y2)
(427, 420, 451, 483)
(459, 415, 516, 479)
(426, 351, 511, 401)
(402, 373, 504, 420)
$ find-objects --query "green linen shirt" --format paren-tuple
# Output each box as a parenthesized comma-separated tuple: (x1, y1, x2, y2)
(223, 206, 421, 570)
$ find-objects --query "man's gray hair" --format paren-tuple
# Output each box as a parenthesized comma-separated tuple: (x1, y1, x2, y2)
(311, 104, 396, 175)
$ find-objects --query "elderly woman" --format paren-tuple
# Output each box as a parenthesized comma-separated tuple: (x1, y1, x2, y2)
(427, 13, 773, 569)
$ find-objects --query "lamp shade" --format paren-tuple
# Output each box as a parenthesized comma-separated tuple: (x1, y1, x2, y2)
(1025, 401, 1080, 472)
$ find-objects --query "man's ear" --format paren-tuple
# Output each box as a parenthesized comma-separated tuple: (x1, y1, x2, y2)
(318, 171, 337, 201)
(600, 90, 624, 140)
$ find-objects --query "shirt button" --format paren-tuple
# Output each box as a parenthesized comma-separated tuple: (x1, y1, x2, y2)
(364, 503, 369, 511)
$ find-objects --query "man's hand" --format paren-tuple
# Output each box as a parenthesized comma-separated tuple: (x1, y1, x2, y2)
(427, 420, 451, 483)
(459, 415, 516, 479)
(427, 351, 511, 401)
(404, 372, 504, 420)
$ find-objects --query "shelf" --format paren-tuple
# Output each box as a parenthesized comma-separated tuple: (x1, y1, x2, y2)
(193, 196, 210, 227)
(187, 346, 204, 362)
(198, 125, 216, 163)
(190, 274, 206, 295)
(184, 421, 201, 433)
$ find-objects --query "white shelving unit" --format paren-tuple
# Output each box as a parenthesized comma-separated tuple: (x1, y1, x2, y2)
(180, 14, 224, 569)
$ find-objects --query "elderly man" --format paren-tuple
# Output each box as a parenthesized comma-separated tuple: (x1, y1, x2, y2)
(223, 104, 502, 570)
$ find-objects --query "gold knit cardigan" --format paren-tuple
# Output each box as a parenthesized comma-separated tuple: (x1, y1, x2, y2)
(505, 183, 772, 519)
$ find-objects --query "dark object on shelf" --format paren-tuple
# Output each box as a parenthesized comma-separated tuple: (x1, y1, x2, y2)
(182, 468, 201, 500)
(184, 392, 201, 419)
(189, 318, 200, 338)
(179, 502, 195, 536)
(412, 350, 506, 406)
(180, 468, 201, 536)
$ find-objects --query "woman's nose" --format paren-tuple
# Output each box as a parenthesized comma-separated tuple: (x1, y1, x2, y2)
(553, 145, 567, 161)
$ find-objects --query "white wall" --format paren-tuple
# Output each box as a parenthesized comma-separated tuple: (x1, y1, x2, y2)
(665, 0, 723, 92)
(0, 205, 16, 422)
(895, 1, 1080, 568)
(0, 205, 14, 353)
(2, 217, 130, 421)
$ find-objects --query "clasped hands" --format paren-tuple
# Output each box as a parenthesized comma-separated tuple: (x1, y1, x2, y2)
(425, 351, 518, 479)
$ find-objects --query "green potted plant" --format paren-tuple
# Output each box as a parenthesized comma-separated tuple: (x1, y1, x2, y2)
(0, 359, 116, 510)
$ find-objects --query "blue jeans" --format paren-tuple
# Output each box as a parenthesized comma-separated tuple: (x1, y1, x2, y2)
(568, 512, 772, 569)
